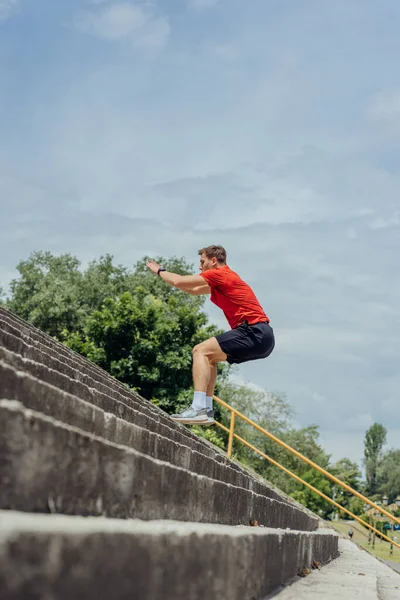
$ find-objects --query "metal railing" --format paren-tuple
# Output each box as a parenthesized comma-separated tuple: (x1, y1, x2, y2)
(213, 394, 400, 551)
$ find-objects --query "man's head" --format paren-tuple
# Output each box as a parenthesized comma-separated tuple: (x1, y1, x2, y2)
(198, 245, 227, 271)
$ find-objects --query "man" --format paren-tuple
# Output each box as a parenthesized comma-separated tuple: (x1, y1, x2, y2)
(146, 245, 274, 425)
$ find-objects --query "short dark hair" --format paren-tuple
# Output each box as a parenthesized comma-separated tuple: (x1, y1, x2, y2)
(198, 245, 227, 264)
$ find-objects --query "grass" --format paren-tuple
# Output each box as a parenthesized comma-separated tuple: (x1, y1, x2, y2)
(331, 519, 400, 565)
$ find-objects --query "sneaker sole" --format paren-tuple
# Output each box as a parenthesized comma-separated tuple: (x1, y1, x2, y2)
(170, 416, 211, 425)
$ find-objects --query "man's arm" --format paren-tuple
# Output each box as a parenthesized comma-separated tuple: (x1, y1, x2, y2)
(146, 260, 210, 294)
(186, 284, 211, 296)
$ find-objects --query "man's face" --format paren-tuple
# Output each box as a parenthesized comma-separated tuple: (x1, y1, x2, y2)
(199, 253, 216, 272)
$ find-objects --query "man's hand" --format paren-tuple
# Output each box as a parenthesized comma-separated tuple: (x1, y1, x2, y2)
(146, 259, 162, 275)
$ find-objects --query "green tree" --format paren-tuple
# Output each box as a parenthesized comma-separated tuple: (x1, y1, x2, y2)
(6, 252, 142, 337)
(347, 496, 365, 517)
(5, 251, 207, 337)
(377, 449, 400, 503)
(216, 381, 294, 470)
(291, 468, 333, 518)
(6, 251, 84, 337)
(330, 458, 362, 515)
(62, 289, 222, 411)
(77, 254, 130, 313)
(278, 425, 333, 518)
(364, 423, 387, 495)
(261, 424, 331, 494)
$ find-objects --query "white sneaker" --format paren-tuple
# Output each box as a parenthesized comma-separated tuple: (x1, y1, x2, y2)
(171, 407, 210, 425)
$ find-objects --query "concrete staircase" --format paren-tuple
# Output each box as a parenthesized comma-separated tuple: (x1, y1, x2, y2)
(0, 306, 339, 599)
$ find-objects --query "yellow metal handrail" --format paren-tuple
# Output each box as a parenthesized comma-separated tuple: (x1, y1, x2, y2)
(213, 394, 400, 528)
(215, 419, 400, 550)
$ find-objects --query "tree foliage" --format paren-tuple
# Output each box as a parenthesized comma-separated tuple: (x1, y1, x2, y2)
(330, 458, 363, 515)
(62, 289, 221, 411)
(5, 252, 208, 336)
(364, 423, 387, 494)
(377, 449, 400, 503)
(290, 469, 333, 517)
(7, 252, 85, 337)
(214, 381, 334, 517)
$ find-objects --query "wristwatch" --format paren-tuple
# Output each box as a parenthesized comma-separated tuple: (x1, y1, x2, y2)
(157, 267, 166, 276)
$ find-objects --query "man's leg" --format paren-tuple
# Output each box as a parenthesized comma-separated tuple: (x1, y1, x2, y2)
(192, 337, 226, 393)
(171, 338, 226, 424)
(206, 361, 217, 396)
(192, 347, 211, 394)
(206, 362, 217, 411)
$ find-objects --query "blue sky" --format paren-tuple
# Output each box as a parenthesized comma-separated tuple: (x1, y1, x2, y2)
(1, 0, 400, 465)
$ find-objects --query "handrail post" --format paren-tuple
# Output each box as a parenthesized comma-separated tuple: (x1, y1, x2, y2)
(227, 411, 235, 458)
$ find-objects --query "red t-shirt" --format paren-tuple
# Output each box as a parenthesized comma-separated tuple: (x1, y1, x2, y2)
(200, 265, 269, 329)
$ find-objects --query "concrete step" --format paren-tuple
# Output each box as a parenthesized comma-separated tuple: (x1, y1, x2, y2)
(0, 356, 286, 502)
(0, 400, 317, 530)
(274, 538, 400, 599)
(0, 308, 130, 395)
(0, 339, 289, 506)
(0, 309, 211, 437)
(0, 325, 216, 456)
(0, 511, 339, 600)
(0, 309, 292, 504)
(0, 312, 194, 432)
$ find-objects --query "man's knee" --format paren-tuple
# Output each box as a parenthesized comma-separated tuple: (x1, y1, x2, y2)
(192, 341, 213, 360)
(192, 338, 226, 363)
(192, 343, 205, 357)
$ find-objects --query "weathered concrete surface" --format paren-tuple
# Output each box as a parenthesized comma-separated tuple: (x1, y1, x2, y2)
(0, 350, 289, 504)
(0, 316, 206, 445)
(0, 313, 206, 446)
(0, 359, 240, 488)
(0, 307, 344, 596)
(274, 539, 400, 599)
(0, 309, 289, 503)
(0, 511, 339, 600)
(0, 400, 317, 530)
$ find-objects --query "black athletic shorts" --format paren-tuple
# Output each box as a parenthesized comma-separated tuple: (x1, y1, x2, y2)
(216, 321, 275, 365)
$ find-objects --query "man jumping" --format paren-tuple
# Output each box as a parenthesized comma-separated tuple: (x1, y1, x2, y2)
(146, 245, 274, 425)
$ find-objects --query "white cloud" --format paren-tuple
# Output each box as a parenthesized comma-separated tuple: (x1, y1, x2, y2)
(369, 212, 400, 229)
(0, 0, 18, 20)
(75, 2, 170, 48)
(134, 15, 170, 50)
(75, 3, 148, 41)
(277, 327, 371, 363)
(229, 374, 271, 396)
(189, 0, 220, 10)
(343, 413, 375, 433)
(367, 89, 400, 128)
